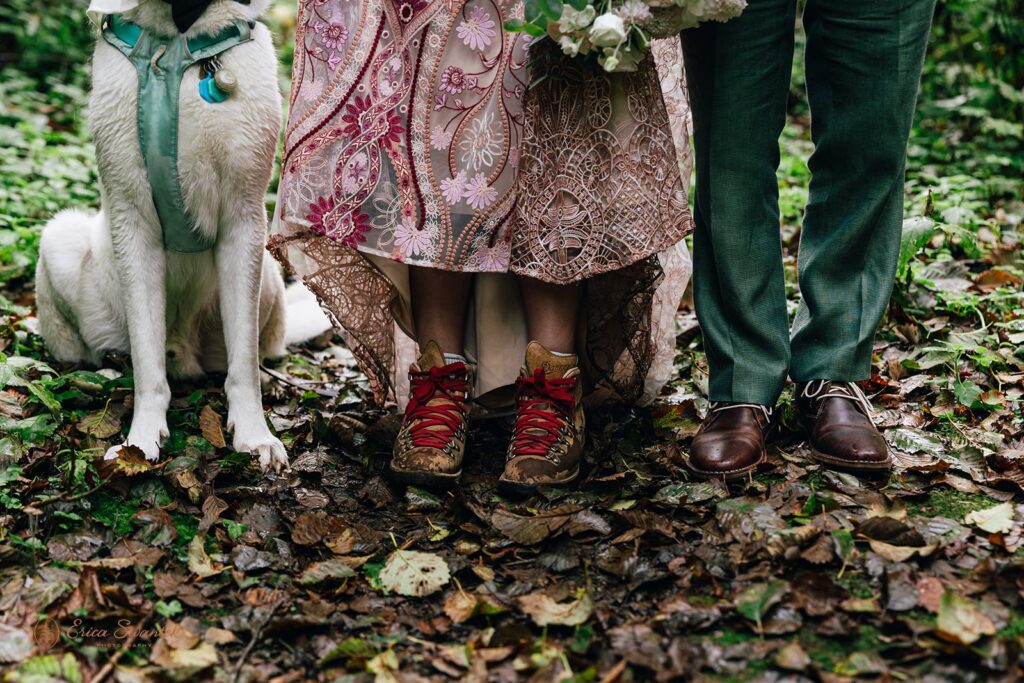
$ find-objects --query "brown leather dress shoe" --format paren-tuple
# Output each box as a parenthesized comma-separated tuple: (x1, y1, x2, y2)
(688, 403, 771, 480)
(795, 380, 892, 472)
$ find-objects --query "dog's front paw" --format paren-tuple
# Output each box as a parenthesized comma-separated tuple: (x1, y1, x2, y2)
(233, 427, 289, 474)
(104, 414, 169, 462)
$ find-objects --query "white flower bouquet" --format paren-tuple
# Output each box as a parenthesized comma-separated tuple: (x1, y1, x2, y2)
(506, 0, 746, 73)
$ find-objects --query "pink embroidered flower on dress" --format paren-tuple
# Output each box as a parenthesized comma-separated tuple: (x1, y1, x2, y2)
(307, 197, 371, 248)
(430, 126, 453, 150)
(440, 170, 466, 204)
(456, 6, 496, 51)
(318, 21, 349, 49)
(463, 173, 497, 210)
(341, 95, 372, 136)
(394, 218, 433, 257)
(458, 112, 501, 171)
(307, 196, 334, 231)
(439, 66, 477, 94)
(381, 112, 406, 148)
(477, 241, 510, 271)
(341, 152, 370, 194)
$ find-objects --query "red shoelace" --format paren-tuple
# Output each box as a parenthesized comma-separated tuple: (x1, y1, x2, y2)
(511, 368, 577, 458)
(403, 363, 469, 451)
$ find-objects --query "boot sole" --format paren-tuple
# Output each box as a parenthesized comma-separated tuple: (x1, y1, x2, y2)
(687, 449, 766, 482)
(497, 464, 581, 496)
(795, 413, 893, 474)
(388, 465, 462, 490)
(809, 448, 892, 473)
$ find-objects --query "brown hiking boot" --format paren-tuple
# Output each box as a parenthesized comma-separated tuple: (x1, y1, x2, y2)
(389, 341, 471, 489)
(499, 342, 584, 495)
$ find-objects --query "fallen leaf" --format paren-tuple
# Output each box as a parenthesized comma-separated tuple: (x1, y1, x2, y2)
(298, 559, 356, 585)
(440, 589, 506, 624)
(378, 549, 450, 597)
(199, 405, 227, 449)
(964, 502, 1015, 534)
(517, 589, 593, 627)
(917, 576, 945, 613)
(936, 591, 996, 645)
(490, 508, 574, 545)
(150, 639, 220, 670)
(113, 445, 157, 475)
(204, 627, 236, 645)
(735, 579, 788, 631)
(77, 403, 123, 439)
(0, 624, 33, 663)
(187, 535, 223, 579)
(775, 641, 810, 671)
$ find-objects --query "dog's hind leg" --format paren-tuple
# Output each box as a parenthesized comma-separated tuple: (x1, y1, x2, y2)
(216, 210, 287, 472)
(104, 204, 171, 462)
(35, 218, 92, 364)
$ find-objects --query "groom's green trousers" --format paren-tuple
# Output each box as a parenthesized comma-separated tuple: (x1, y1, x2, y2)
(680, 0, 936, 405)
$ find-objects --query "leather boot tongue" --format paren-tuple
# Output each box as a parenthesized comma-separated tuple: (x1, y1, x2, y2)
(416, 340, 447, 370)
(525, 341, 577, 380)
(162, 0, 217, 32)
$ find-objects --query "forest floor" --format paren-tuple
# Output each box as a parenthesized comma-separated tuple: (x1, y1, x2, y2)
(2, 12, 1024, 683)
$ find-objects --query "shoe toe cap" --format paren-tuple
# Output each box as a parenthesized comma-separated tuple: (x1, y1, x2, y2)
(392, 447, 458, 474)
(688, 435, 764, 476)
(815, 426, 891, 465)
(500, 456, 559, 485)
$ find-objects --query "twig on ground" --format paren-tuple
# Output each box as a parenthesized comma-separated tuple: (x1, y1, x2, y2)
(260, 364, 338, 398)
(230, 596, 286, 683)
(599, 659, 628, 683)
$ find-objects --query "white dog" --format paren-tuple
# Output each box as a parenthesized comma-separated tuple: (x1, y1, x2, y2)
(35, 0, 321, 471)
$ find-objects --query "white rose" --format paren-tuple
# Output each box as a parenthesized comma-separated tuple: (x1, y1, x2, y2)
(558, 4, 596, 33)
(589, 12, 627, 47)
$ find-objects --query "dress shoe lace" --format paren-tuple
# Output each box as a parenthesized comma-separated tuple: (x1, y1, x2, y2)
(403, 363, 469, 450)
(511, 368, 577, 459)
(800, 380, 874, 415)
(709, 401, 772, 421)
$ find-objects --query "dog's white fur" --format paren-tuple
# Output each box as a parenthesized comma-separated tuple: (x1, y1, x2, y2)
(36, 0, 299, 471)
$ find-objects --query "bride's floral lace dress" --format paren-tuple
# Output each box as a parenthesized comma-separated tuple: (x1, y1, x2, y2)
(270, 0, 694, 407)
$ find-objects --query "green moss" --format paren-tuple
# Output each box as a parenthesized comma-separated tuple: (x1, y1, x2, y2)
(852, 624, 883, 652)
(907, 489, 999, 518)
(798, 628, 846, 672)
(997, 609, 1024, 639)
(710, 628, 757, 646)
(686, 594, 719, 608)
(89, 491, 139, 537)
(753, 472, 786, 486)
(171, 513, 199, 547)
(836, 572, 877, 600)
(792, 625, 882, 674)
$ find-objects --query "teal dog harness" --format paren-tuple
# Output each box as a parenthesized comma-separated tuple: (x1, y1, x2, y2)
(101, 15, 254, 253)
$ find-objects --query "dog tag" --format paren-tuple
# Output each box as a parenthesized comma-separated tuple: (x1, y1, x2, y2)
(199, 57, 232, 103)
